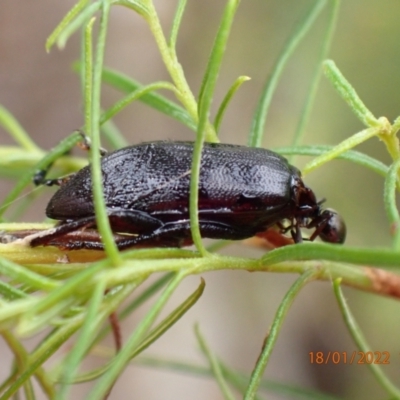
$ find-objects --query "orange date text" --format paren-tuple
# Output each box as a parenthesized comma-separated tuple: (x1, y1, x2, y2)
(309, 351, 390, 365)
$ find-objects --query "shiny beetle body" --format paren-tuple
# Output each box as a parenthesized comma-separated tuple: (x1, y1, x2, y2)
(31, 141, 346, 250)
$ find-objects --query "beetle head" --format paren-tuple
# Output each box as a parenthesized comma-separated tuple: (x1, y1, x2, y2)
(317, 208, 346, 244)
(293, 183, 346, 244)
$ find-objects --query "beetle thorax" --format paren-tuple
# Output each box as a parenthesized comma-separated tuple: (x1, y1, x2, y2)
(291, 177, 320, 220)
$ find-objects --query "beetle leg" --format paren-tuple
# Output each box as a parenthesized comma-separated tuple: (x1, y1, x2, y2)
(77, 131, 107, 156)
(33, 160, 75, 187)
(33, 131, 107, 187)
(106, 209, 163, 234)
(275, 218, 299, 243)
(277, 221, 292, 234)
(28, 216, 99, 247)
(39, 230, 129, 250)
(308, 220, 326, 242)
(59, 220, 255, 250)
(113, 220, 256, 249)
(306, 210, 333, 241)
(33, 168, 74, 187)
(289, 219, 303, 243)
(28, 221, 186, 250)
(108, 222, 194, 249)
(29, 209, 164, 249)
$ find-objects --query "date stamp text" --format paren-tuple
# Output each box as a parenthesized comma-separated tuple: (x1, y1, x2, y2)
(309, 351, 390, 365)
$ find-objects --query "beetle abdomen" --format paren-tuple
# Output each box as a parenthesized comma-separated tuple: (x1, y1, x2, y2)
(46, 141, 299, 224)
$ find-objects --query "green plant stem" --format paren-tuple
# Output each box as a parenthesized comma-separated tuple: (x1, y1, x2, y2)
(189, 137, 208, 256)
(144, 2, 217, 141)
(145, 7, 196, 124)
(1, 242, 400, 296)
(384, 123, 400, 162)
(92, 246, 400, 299)
(189, 0, 239, 256)
(85, 5, 120, 263)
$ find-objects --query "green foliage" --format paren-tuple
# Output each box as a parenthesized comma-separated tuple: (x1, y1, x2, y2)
(0, 1, 400, 399)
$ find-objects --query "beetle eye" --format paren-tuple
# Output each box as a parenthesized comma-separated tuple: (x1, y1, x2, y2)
(319, 208, 346, 244)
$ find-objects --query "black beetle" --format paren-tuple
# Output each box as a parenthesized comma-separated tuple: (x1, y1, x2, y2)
(29, 141, 346, 250)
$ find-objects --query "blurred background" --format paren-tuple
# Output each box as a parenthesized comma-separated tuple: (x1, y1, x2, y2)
(1, 0, 400, 399)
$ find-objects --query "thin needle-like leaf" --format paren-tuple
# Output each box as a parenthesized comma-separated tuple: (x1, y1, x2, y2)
(87, 271, 186, 399)
(95, 66, 196, 130)
(56, 280, 106, 400)
(214, 76, 250, 133)
(197, 0, 239, 114)
(303, 126, 380, 175)
(169, 0, 187, 50)
(0, 131, 82, 219)
(323, 60, 379, 127)
(383, 159, 400, 249)
(275, 145, 390, 181)
(112, 0, 150, 18)
(0, 106, 41, 152)
(58, 2, 102, 49)
(333, 280, 400, 399)
(191, 0, 239, 255)
(244, 269, 317, 400)
(85, 4, 120, 263)
(248, 0, 327, 148)
(195, 325, 235, 400)
(289, 0, 341, 162)
(46, 0, 91, 51)
(100, 81, 178, 125)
